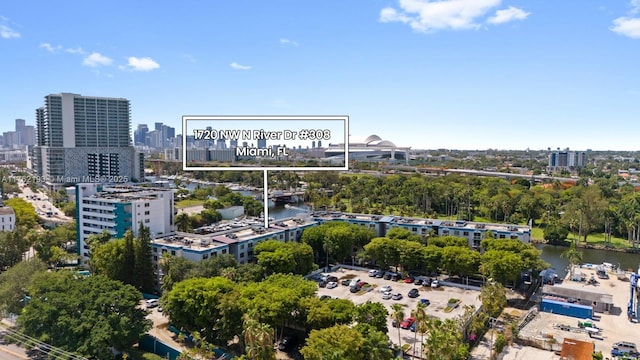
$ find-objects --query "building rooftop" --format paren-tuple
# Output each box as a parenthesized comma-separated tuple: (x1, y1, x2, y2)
(0, 207, 15, 215)
(310, 212, 530, 234)
(152, 232, 228, 251)
(80, 185, 173, 202)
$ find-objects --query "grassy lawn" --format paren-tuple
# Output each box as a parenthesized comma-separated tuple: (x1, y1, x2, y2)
(532, 226, 633, 249)
(175, 199, 205, 209)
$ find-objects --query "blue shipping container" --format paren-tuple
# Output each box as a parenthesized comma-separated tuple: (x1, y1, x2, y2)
(540, 298, 593, 319)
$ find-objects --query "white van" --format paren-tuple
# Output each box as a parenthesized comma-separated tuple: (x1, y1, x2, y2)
(145, 299, 159, 309)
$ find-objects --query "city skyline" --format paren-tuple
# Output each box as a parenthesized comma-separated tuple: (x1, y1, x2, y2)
(1, 1, 640, 151)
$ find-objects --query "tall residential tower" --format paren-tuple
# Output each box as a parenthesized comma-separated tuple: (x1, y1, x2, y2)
(33, 93, 144, 187)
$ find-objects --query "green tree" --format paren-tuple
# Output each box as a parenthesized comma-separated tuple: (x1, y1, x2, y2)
(0, 259, 47, 315)
(544, 222, 569, 245)
(134, 223, 155, 293)
(561, 241, 583, 273)
(4, 198, 38, 229)
(390, 303, 405, 351)
(18, 272, 151, 359)
(175, 212, 192, 232)
(480, 250, 525, 286)
(0, 228, 30, 270)
(162, 276, 237, 344)
(300, 325, 365, 360)
(242, 313, 276, 360)
(441, 246, 481, 278)
(353, 301, 389, 333)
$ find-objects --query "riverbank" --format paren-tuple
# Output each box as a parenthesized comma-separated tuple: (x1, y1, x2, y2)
(531, 238, 640, 254)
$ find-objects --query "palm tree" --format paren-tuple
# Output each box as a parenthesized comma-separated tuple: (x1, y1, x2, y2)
(561, 241, 583, 273)
(243, 314, 276, 360)
(411, 302, 427, 359)
(361, 329, 394, 360)
(390, 303, 405, 353)
(175, 212, 191, 232)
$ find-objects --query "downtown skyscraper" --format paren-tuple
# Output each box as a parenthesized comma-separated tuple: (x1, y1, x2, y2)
(33, 93, 144, 187)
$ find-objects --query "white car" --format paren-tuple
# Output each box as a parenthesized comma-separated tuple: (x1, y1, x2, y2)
(326, 281, 338, 289)
(431, 280, 440, 288)
(382, 291, 392, 300)
(379, 285, 392, 293)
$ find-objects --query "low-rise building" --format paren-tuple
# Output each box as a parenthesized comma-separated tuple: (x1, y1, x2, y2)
(76, 183, 175, 264)
(0, 207, 15, 232)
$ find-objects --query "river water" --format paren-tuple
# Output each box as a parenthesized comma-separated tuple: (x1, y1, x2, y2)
(534, 243, 640, 277)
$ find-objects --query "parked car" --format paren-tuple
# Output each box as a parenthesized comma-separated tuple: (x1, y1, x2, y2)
(413, 278, 423, 285)
(400, 317, 415, 329)
(349, 278, 361, 288)
(390, 273, 400, 282)
(145, 299, 159, 309)
(319, 295, 332, 300)
(611, 341, 638, 357)
(408, 288, 419, 298)
(420, 298, 431, 306)
(383, 272, 392, 280)
(278, 336, 297, 351)
(350, 286, 360, 293)
(404, 276, 414, 284)
(431, 280, 440, 288)
(375, 271, 385, 278)
(368, 269, 379, 277)
(326, 281, 338, 289)
(379, 285, 392, 293)
(318, 281, 327, 288)
(392, 293, 403, 300)
(341, 279, 351, 286)
(326, 275, 338, 283)
(382, 291, 393, 300)
(409, 322, 417, 332)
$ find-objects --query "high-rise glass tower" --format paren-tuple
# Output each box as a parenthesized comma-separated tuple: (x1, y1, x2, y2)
(33, 93, 142, 187)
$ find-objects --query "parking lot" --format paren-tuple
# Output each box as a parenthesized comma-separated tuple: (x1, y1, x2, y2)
(316, 268, 482, 357)
(519, 267, 640, 358)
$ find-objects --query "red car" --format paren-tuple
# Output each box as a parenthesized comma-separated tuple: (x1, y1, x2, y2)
(400, 317, 415, 329)
(404, 276, 414, 284)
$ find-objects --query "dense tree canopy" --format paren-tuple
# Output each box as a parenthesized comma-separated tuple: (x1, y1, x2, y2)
(18, 272, 150, 359)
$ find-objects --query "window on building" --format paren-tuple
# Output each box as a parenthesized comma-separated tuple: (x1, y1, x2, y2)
(152, 248, 157, 252)
(145, 219, 150, 223)
(203, 254, 209, 260)
(222, 249, 227, 254)
(144, 203, 150, 207)
(510, 235, 518, 239)
(240, 253, 245, 258)
(171, 250, 176, 255)
(153, 256, 157, 261)
(454, 230, 460, 236)
(499, 234, 506, 239)
(463, 231, 469, 236)
(161, 249, 167, 253)
(240, 244, 245, 249)
(145, 211, 150, 215)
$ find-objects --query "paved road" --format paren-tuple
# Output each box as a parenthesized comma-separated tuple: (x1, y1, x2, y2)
(16, 182, 72, 223)
(0, 329, 31, 360)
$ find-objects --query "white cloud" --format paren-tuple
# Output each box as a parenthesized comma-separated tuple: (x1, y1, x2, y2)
(40, 43, 62, 53)
(280, 38, 299, 46)
(0, 24, 20, 39)
(65, 47, 86, 54)
(611, 17, 640, 38)
(632, 0, 640, 13)
(83, 52, 113, 67)
(125, 56, 160, 71)
(487, 6, 530, 24)
(230, 62, 252, 70)
(379, 0, 502, 32)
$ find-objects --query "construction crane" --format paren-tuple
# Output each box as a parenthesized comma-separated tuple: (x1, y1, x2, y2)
(628, 267, 640, 322)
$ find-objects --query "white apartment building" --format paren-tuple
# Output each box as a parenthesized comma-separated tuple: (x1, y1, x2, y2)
(0, 207, 15, 232)
(76, 183, 175, 263)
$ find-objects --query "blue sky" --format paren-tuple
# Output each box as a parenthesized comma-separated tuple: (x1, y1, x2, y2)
(1, 1, 640, 151)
